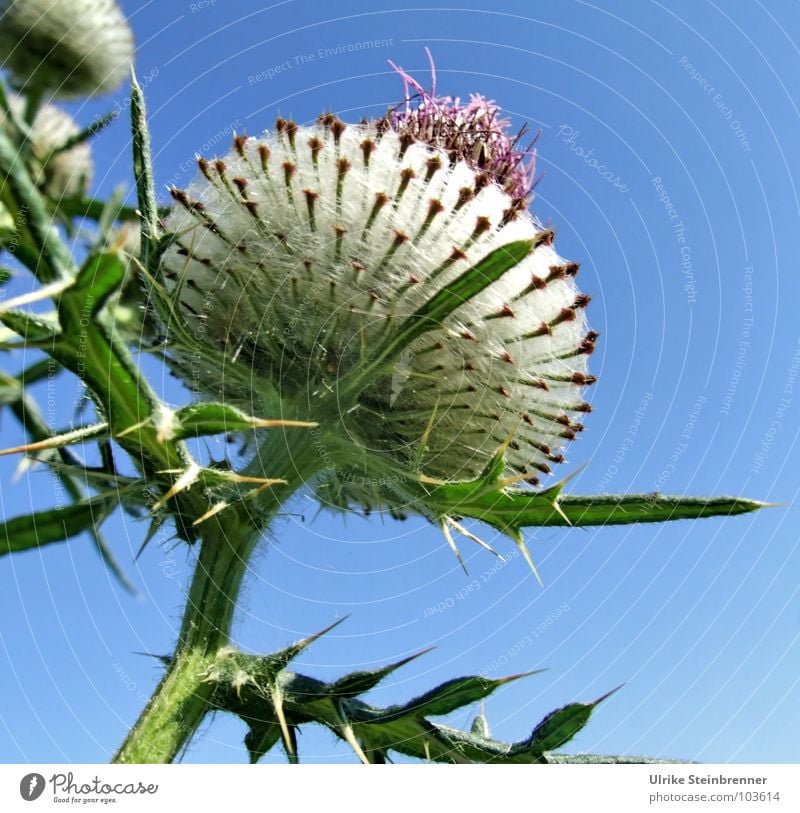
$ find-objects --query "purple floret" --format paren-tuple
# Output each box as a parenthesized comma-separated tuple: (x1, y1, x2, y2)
(384, 50, 537, 203)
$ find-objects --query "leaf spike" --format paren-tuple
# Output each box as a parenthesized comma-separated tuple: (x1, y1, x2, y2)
(446, 516, 503, 559)
(0, 279, 70, 312)
(270, 684, 298, 764)
(135, 516, 166, 560)
(333, 704, 371, 764)
(192, 501, 230, 526)
(294, 614, 350, 651)
(0, 422, 109, 456)
(510, 530, 544, 587)
(222, 473, 287, 487)
(11, 455, 35, 483)
(495, 472, 531, 490)
(151, 462, 201, 511)
(496, 668, 548, 686)
(116, 418, 150, 438)
(539, 463, 588, 503)
(440, 518, 468, 573)
(592, 684, 624, 707)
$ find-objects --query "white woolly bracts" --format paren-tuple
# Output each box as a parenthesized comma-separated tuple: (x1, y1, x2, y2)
(160, 113, 595, 490)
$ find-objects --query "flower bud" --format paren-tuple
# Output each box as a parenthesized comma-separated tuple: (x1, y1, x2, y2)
(0, 0, 134, 98)
(159, 89, 594, 495)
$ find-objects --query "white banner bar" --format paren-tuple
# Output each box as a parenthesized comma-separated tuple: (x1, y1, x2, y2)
(2, 763, 798, 812)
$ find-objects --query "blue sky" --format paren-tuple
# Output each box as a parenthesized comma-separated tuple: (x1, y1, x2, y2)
(1, 0, 799, 763)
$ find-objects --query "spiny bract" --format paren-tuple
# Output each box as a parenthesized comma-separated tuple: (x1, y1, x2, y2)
(0, 0, 134, 98)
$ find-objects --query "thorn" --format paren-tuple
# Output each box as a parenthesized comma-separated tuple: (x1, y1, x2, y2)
(292, 615, 351, 654)
(270, 685, 297, 764)
(441, 519, 468, 574)
(151, 462, 201, 512)
(333, 705, 371, 764)
(496, 472, 530, 489)
(222, 472, 287, 495)
(0, 279, 70, 313)
(0, 423, 108, 456)
(496, 667, 548, 685)
(446, 517, 504, 559)
(135, 516, 165, 561)
(511, 531, 544, 587)
(593, 684, 624, 706)
(132, 651, 171, 665)
(192, 501, 230, 526)
(116, 419, 149, 438)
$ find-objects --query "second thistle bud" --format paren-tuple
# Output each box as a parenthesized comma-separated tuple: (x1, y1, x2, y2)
(0, 0, 134, 98)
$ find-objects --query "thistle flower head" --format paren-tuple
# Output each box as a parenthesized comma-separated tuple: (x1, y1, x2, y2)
(1, 98, 92, 196)
(0, 0, 134, 98)
(159, 71, 594, 504)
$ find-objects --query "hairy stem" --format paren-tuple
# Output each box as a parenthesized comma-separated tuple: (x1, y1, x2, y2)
(114, 426, 328, 763)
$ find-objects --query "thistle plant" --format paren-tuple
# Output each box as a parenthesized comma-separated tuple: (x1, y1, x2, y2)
(0, 7, 765, 765)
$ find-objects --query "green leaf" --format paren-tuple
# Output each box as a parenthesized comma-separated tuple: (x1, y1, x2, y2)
(208, 638, 613, 764)
(339, 239, 538, 399)
(172, 403, 315, 440)
(386, 670, 540, 720)
(244, 723, 282, 764)
(421, 475, 766, 535)
(0, 309, 58, 342)
(61, 252, 127, 316)
(526, 702, 594, 756)
(0, 500, 113, 556)
(384, 239, 538, 355)
(327, 649, 432, 699)
(523, 687, 619, 759)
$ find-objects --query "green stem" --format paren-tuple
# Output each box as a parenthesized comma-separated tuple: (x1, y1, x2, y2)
(113, 426, 328, 763)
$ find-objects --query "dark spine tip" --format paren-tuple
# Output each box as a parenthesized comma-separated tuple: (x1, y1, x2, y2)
(233, 134, 248, 156)
(425, 155, 443, 180)
(361, 138, 376, 166)
(473, 215, 492, 238)
(398, 132, 415, 157)
(533, 229, 555, 249)
(286, 120, 298, 147)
